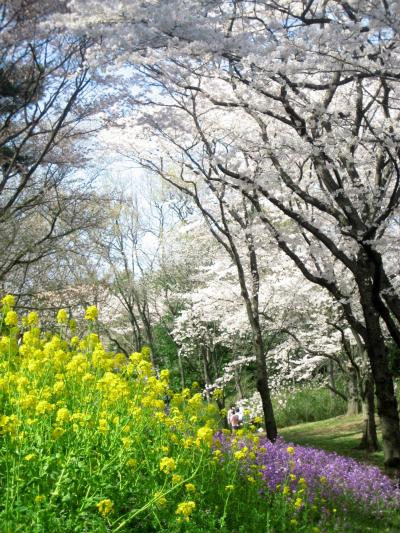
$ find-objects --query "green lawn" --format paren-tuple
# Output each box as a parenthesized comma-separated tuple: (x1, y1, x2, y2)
(279, 414, 385, 469)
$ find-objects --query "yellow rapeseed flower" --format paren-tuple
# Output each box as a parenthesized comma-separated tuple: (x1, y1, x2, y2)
(70, 336, 79, 347)
(126, 458, 137, 468)
(24, 453, 35, 461)
(196, 426, 213, 447)
(0, 415, 20, 435)
(98, 419, 108, 434)
(185, 483, 196, 492)
(129, 352, 143, 365)
(82, 372, 95, 383)
(84, 305, 98, 321)
(160, 369, 169, 381)
(212, 388, 223, 399)
(27, 311, 39, 326)
(141, 346, 151, 360)
(96, 498, 113, 517)
(5, 310, 18, 327)
(121, 437, 132, 448)
(294, 497, 303, 509)
(51, 427, 65, 439)
(2, 294, 15, 307)
(35, 400, 54, 415)
(188, 393, 202, 407)
(175, 501, 195, 521)
(287, 446, 295, 455)
(56, 309, 68, 324)
(56, 407, 70, 424)
(53, 381, 65, 395)
(154, 491, 167, 507)
(159, 456, 176, 474)
(183, 437, 193, 449)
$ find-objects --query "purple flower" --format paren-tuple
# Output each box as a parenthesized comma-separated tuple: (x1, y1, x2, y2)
(214, 433, 400, 511)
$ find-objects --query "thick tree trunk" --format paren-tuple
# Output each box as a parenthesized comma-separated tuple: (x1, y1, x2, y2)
(357, 374, 380, 452)
(358, 273, 400, 470)
(369, 351, 400, 469)
(254, 331, 277, 441)
(346, 367, 361, 416)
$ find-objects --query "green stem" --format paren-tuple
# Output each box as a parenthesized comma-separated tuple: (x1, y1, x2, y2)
(220, 462, 240, 529)
(50, 453, 72, 502)
(111, 451, 205, 532)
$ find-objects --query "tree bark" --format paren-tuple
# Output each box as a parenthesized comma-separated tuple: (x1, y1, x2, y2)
(346, 366, 361, 416)
(235, 369, 244, 400)
(358, 266, 400, 470)
(178, 350, 185, 390)
(254, 330, 277, 441)
(357, 374, 380, 452)
(201, 345, 212, 393)
(328, 360, 336, 401)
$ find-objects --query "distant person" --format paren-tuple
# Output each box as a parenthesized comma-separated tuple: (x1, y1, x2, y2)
(227, 406, 235, 429)
(229, 408, 240, 431)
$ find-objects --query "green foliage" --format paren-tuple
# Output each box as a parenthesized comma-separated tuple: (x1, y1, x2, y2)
(274, 386, 347, 428)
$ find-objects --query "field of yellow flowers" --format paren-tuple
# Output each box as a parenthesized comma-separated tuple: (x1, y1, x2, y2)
(1, 295, 399, 532)
(0, 296, 271, 532)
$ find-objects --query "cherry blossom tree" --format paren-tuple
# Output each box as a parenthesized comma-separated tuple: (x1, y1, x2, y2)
(56, 0, 400, 468)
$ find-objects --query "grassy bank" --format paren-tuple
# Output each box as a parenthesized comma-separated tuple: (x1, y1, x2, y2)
(279, 414, 385, 469)
(273, 387, 347, 428)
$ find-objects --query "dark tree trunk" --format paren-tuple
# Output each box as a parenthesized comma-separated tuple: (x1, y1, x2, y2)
(254, 331, 277, 441)
(357, 374, 380, 452)
(358, 269, 400, 470)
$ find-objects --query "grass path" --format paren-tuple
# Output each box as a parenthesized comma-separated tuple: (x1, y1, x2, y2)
(279, 414, 385, 469)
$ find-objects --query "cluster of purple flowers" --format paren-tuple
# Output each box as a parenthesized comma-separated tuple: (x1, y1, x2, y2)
(214, 432, 400, 511)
